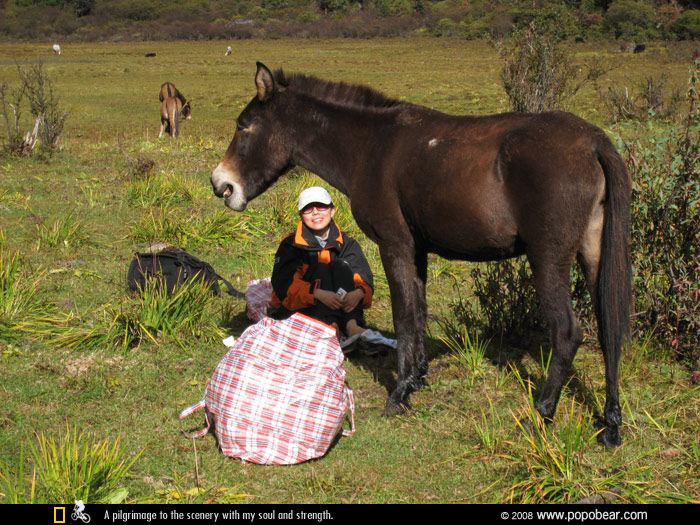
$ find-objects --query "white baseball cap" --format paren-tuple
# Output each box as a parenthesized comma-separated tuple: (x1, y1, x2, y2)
(297, 186, 333, 211)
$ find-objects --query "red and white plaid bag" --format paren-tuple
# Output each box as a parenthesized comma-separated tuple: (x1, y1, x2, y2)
(180, 313, 355, 465)
(245, 277, 273, 322)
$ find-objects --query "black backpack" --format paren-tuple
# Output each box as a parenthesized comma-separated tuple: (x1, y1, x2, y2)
(127, 250, 244, 297)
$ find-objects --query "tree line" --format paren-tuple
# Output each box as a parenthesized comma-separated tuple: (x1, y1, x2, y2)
(1, 0, 700, 41)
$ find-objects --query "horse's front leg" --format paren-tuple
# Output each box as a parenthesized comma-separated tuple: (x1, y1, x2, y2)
(379, 240, 429, 416)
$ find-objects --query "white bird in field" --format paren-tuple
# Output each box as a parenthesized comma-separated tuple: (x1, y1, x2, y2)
(225, 46, 232, 56)
(53, 44, 61, 55)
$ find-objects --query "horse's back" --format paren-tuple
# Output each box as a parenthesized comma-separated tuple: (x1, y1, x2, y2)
(159, 82, 180, 102)
(387, 110, 609, 261)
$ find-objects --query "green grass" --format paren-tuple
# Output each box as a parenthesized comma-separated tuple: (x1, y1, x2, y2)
(0, 39, 698, 504)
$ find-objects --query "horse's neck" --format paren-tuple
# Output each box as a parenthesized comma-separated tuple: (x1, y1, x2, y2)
(290, 102, 394, 194)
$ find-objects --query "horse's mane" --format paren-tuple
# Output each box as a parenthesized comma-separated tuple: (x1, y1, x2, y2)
(273, 69, 404, 111)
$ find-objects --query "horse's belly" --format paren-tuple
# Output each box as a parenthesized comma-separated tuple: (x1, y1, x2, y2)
(415, 188, 520, 261)
(418, 208, 521, 261)
(428, 234, 523, 262)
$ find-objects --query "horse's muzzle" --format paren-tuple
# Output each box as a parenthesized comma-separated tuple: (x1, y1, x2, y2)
(211, 164, 247, 211)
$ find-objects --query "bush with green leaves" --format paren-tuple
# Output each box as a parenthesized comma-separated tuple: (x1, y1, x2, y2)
(617, 54, 700, 365)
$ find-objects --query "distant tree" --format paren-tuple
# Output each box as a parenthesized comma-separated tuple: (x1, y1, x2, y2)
(670, 9, 700, 39)
(318, 0, 352, 12)
(603, 0, 655, 38)
(71, 0, 96, 17)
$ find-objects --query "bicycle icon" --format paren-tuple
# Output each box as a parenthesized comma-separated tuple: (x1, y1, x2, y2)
(71, 501, 91, 523)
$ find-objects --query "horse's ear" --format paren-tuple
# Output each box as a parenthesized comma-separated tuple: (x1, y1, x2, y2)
(255, 62, 275, 102)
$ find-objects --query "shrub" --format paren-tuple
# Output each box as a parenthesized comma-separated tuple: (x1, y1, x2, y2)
(618, 53, 700, 365)
(1, 61, 68, 159)
(0, 82, 33, 156)
(598, 73, 684, 122)
(498, 21, 609, 113)
(448, 260, 547, 345)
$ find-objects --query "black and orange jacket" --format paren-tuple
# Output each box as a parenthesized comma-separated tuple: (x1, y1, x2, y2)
(270, 220, 373, 312)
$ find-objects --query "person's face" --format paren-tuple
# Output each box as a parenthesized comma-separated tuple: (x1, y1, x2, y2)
(300, 202, 335, 234)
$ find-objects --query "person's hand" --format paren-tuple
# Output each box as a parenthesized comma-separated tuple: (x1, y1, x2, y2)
(314, 288, 344, 310)
(342, 288, 365, 313)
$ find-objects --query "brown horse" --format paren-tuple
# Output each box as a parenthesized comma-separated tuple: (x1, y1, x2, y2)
(211, 63, 632, 446)
(159, 82, 191, 138)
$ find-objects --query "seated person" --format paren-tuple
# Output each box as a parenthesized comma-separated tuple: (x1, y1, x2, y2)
(270, 186, 373, 342)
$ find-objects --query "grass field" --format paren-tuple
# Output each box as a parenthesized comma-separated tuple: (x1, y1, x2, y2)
(0, 38, 698, 504)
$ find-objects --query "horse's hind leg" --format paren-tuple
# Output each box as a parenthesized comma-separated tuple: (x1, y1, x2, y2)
(529, 256, 584, 423)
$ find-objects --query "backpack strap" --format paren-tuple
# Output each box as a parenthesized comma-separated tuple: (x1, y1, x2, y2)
(214, 272, 245, 298)
(179, 400, 210, 439)
(176, 252, 245, 298)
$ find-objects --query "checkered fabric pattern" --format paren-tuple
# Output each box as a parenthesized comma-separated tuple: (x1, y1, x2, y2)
(245, 277, 273, 322)
(180, 313, 355, 465)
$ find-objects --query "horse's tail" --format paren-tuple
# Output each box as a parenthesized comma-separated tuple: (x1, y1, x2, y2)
(596, 136, 632, 377)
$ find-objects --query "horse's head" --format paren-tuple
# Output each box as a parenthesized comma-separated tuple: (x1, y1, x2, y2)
(182, 100, 192, 120)
(211, 62, 293, 211)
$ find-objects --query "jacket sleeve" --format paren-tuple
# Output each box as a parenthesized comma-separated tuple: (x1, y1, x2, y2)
(341, 237, 374, 309)
(271, 240, 317, 311)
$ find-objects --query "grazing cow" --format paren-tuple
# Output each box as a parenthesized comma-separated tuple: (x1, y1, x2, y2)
(158, 82, 191, 138)
(53, 44, 61, 55)
(225, 46, 232, 56)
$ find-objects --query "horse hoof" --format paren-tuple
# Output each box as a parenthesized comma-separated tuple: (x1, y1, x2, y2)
(518, 418, 536, 437)
(383, 398, 408, 417)
(597, 427, 621, 448)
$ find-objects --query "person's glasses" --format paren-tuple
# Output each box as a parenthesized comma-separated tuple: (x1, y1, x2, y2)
(301, 204, 331, 215)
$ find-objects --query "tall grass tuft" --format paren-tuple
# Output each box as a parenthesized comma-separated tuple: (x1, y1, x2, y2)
(108, 276, 223, 349)
(0, 248, 104, 349)
(128, 207, 249, 249)
(29, 426, 142, 504)
(471, 397, 504, 456)
(126, 172, 206, 208)
(0, 444, 36, 504)
(32, 210, 91, 252)
(0, 249, 51, 341)
(508, 398, 614, 503)
(505, 373, 645, 503)
(440, 325, 489, 387)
